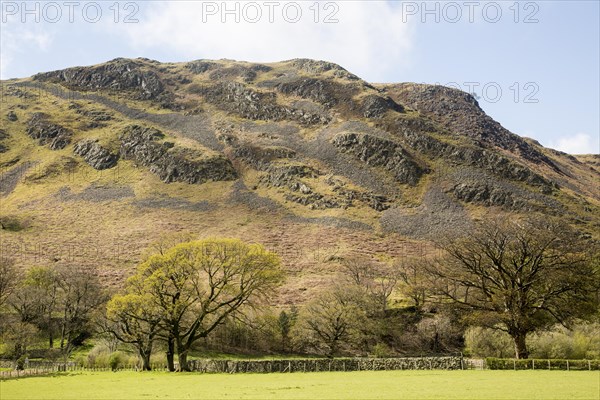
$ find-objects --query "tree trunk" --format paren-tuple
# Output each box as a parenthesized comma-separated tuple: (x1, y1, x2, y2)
(59, 326, 65, 349)
(166, 337, 175, 372)
(513, 333, 529, 359)
(178, 349, 190, 372)
(139, 348, 152, 371)
(327, 340, 338, 359)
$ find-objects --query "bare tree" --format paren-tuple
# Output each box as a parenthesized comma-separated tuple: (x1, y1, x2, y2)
(340, 257, 397, 313)
(55, 266, 107, 359)
(340, 257, 374, 287)
(300, 285, 370, 357)
(395, 258, 432, 312)
(430, 217, 599, 359)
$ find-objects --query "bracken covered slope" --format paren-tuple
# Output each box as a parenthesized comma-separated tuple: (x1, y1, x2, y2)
(1, 58, 598, 303)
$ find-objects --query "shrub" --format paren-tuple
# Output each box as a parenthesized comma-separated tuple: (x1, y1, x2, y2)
(15, 355, 27, 371)
(466, 322, 600, 359)
(74, 354, 87, 368)
(464, 327, 513, 358)
(370, 343, 393, 358)
(87, 344, 111, 368)
(0, 215, 29, 231)
(109, 351, 125, 371)
(529, 322, 600, 360)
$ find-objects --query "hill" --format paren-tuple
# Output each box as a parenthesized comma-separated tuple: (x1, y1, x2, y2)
(1, 57, 598, 303)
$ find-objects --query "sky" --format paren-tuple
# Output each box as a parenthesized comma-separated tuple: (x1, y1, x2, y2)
(1, 0, 598, 154)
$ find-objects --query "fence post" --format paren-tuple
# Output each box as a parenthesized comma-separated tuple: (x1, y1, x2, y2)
(567, 360, 569, 371)
(588, 360, 591, 371)
(532, 360, 535, 370)
(513, 359, 516, 371)
(548, 360, 550, 370)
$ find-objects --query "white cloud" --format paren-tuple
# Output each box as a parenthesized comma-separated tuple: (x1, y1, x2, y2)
(0, 24, 53, 79)
(549, 132, 599, 155)
(112, 1, 414, 81)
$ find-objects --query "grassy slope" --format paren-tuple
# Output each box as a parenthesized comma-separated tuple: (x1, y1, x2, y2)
(1, 370, 599, 400)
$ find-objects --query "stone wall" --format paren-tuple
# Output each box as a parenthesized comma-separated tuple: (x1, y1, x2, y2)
(187, 357, 463, 373)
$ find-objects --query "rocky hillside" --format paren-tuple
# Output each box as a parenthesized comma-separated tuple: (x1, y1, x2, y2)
(1, 58, 598, 302)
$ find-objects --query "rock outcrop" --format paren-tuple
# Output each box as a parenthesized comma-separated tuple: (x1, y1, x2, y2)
(288, 59, 361, 81)
(232, 144, 296, 170)
(33, 58, 167, 101)
(186, 60, 218, 74)
(119, 125, 237, 184)
(26, 113, 72, 150)
(385, 83, 559, 169)
(0, 129, 8, 153)
(361, 95, 404, 118)
(332, 133, 427, 185)
(452, 182, 524, 209)
(73, 140, 119, 170)
(198, 82, 329, 126)
(388, 120, 555, 190)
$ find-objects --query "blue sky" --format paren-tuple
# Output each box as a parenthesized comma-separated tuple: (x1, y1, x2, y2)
(1, 0, 598, 154)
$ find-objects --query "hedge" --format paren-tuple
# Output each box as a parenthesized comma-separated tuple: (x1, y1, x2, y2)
(485, 358, 600, 370)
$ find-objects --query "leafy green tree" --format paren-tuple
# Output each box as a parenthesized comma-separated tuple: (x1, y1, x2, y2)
(431, 217, 599, 359)
(132, 238, 283, 371)
(105, 293, 162, 370)
(9, 266, 59, 347)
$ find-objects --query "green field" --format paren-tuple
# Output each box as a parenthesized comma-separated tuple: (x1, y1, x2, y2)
(1, 370, 599, 400)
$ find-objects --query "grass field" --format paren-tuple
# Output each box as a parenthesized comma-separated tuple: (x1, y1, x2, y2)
(1, 370, 599, 400)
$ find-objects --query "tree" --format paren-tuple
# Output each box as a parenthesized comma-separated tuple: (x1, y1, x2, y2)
(2, 318, 39, 365)
(369, 267, 398, 313)
(276, 307, 298, 353)
(133, 238, 283, 371)
(395, 258, 432, 312)
(55, 266, 107, 359)
(340, 257, 374, 287)
(430, 217, 599, 359)
(8, 266, 60, 348)
(300, 286, 370, 357)
(105, 293, 162, 370)
(340, 257, 397, 313)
